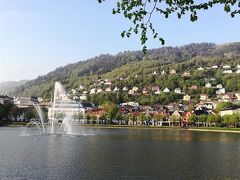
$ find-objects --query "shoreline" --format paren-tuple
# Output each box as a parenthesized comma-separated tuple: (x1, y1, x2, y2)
(79, 125, 240, 133)
(2, 123, 240, 133)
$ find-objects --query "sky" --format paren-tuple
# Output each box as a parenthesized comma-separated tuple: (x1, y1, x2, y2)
(0, 0, 240, 82)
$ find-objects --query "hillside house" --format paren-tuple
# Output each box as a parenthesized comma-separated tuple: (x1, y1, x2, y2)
(122, 87, 128, 91)
(79, 85, 85, 90)
(205, 83, 212, 88)
(236, 69, 240, 74)
(163, 88, 170, 93)
(223, 70, 233, 74)
(200, 94, 208, 101)
(174, 88, 181, 94)
(216, 88, 225, 95)
(104, 81, 112, 85)
(161, 70, 166, 75)
(152, 86, 160, 92)
(183, 95, 191, 101)
(80, 95, 87, 100)
(216, 84, 223, 89)
(170, 69, 176, 74)
(132, 87, 139, 92)
(0, 95, 14, 105)
(198, 67, 204, 71)
(142, 87, 148, 94)
(220, 107, 240, 117)
(212, 65, 218, 69)
(221, 93, 236, 101)
(189, 85, 198, 90)
(181, 112, 192, 126)
(113, 87, 119, 91)
(97, 88, 103, 93)
(152, 71, 158, 75)
(90, 88, 96, 94)
(235, 93, 240, 101)
(83, 90, 88, 95)
(71, 89, 77, 94)
(105, 87, 111, 92)
(223, 65, 231, 69)
(183, 71, 191, 77)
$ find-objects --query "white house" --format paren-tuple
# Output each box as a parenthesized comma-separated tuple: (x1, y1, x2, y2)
(212, 65, 218, 69)
(97, 88, 103, 93)
(170, 69, 176, 74)
(38, 97, 43, 102)
(161, 70, 166, 75)
(132, 87, 139, 92)
(216, 88, 225, 95)
(83, 91, 88, 94)
(183, 72, 191, 77)
(200, 94, 208, 101)
(237, 64, 240, 69)
(80, 95, 87, 100)
(236, 69, 240, 74)
(105, 87, 111, 92)
(79, 85, 85, 90)
(235, 93, 240, 101)
(198, 67, 204, 71)
(128, 90, 135, 95)
(105, 81, 112, 85)
(122, 87, 128, 91)
(223, 65, 231, 69)
(183, 95, 191, 101)
(220, 108, 240, 117)
(71, 89, 77, 94)
(90, 88, 96, 94)
(152, 71, 158, 75)
(223, 70, 233, 74)
(216, 84, 223, 89)
(174, 88, 181, 94)
(113, 87, 119, 91)
(205, 83, 212, 88)
(154, 90, 161, 95)
(163, 88, 170, 93)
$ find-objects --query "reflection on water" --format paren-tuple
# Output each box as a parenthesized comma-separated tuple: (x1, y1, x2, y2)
(0, 127, 240, 179)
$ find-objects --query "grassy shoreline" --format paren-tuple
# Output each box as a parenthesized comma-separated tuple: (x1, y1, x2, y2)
(79, 125, 240, 133)
(1, 122, 240, 133)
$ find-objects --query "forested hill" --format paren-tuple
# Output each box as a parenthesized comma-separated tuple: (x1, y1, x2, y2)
(12, 42, 240, 99)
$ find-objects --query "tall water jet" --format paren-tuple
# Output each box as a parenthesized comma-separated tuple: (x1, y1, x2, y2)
(24, 81, 86, 136)
(31, 102, 46, 134)
(48, 82, 84, 134)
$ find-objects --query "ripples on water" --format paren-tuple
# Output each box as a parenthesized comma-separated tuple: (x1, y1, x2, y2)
(0, 127, 240, 179)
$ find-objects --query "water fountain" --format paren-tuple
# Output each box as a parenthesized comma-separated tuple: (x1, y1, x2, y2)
(25, 82, 86, 136)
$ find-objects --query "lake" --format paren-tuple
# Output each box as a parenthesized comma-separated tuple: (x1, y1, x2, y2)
(0, 127, 239, 179)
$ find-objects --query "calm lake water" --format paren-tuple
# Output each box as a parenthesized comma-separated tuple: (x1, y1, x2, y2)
(0, 127, 240, 179)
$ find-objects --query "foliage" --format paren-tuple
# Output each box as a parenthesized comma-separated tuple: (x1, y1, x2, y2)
(101, 101, 118, 122)
(24, 109, 37, 120)
(216, 102, 234, 112)
(99, 0, 240, 52)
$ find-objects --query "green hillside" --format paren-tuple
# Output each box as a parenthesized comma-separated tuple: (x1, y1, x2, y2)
(12, 42, 240, 101)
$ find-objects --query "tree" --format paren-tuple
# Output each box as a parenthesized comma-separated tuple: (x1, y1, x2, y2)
(101, 101, 118, 123)
(0, 104, 7, 120)
(24, 109, 37, 120)
(188, 114, 197, 124)
(9, 106, 19, 120)
(98, 0, 240, 52)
